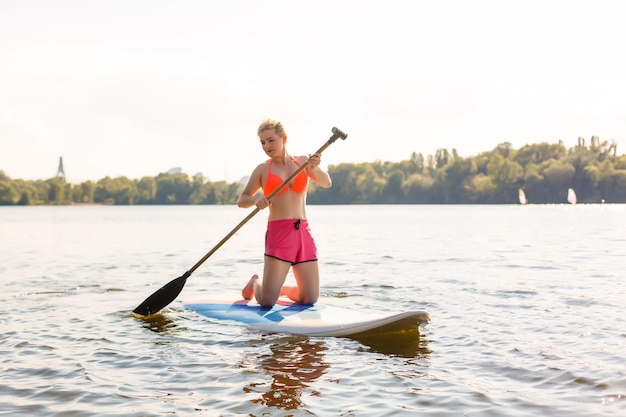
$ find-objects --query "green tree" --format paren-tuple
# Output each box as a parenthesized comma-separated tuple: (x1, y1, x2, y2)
(47, 178, 69, 204)
(435, 148, 451, 169)
(403, 173, 435, 203)
(33, 180, 50, 204)
(410, 152, 424, 172)
(111, 177, 137, 204)
(94, 177, 117, 204)
(614, 154, 626, 169)
(514, 142, 567, 166)
(486, 153, 523, 202)
(154, 173, 192, 204)
(381, 170, 405, 203)
(465, 173, 496, 202)
(188, 175, 207, 204)
(0, 180, 17, 205)
(522, 164, 546, 203)
(355, 164, 385, 203)
(71, 181, 95, 203)
(596, 160, 626, 202)
(10, 179, 38, 205)
(566, 145, 600, 201)
(493, 142, 513, 158)
(443, 157, 478, 203)
(326, 163, 361, 204)
(541, 159, 575, 202)
(136, 176, 157, 204)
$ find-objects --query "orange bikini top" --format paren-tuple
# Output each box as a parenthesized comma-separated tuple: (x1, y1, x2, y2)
(263, 157, 309, 196)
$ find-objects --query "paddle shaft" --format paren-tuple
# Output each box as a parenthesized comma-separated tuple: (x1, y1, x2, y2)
(185, 127, 347, 276)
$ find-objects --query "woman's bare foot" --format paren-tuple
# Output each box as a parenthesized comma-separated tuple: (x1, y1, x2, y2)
(280, 285, 298, 300)
(242, 274, 259, 300)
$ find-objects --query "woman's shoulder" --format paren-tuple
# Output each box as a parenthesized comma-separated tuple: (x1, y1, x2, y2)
(293, 155, 308, 165)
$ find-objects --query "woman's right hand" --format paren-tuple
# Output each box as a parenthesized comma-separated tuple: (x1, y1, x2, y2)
(255, 195, 270, 210)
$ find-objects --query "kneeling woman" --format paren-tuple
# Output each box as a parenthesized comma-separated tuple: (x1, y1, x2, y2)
(237, 119, 332, 307)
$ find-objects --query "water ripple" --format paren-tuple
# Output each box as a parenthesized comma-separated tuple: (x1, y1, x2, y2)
(1, 205, 625, 416)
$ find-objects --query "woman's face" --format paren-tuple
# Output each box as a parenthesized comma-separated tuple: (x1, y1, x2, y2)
(259, 128, 285, 157)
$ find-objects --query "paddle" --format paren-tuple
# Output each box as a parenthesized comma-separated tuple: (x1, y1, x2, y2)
(133, 126, 348, 316)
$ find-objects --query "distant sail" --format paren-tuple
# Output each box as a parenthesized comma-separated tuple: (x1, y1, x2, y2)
(518, 188, 528, 205)
(567, 188, 577, 204)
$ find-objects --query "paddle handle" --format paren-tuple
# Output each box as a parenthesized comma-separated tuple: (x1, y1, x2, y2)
(186, 127, 348, 275)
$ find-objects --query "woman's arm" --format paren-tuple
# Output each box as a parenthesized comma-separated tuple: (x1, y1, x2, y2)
(305, 153, 332, 188)
(237, 164, 265, 208)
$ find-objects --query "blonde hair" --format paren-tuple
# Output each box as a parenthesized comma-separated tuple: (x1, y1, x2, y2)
(257, 119, 286, 138)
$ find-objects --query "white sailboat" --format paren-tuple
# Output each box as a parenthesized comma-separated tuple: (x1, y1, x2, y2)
(567, 188, 577, 204)
(518, 188, 528, 205)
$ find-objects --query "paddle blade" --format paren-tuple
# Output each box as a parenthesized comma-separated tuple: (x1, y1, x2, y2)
(132, 271, 190, 316)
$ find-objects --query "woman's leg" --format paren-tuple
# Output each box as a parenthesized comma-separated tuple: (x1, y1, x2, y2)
(242, 256, 291, 307)
(289, 261, 320, 305)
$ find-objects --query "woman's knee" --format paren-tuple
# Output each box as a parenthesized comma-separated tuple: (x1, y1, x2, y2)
(298, 291, 319, 305)
(257, 292, 280, 308)
(300, 296, 318, 305)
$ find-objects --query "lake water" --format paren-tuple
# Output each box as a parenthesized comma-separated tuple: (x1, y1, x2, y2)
(1, 204, 625, 416)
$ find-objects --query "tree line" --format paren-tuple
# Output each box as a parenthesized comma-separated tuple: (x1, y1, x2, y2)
(1, 136, 625, 206)
(0, 172, 242, 206)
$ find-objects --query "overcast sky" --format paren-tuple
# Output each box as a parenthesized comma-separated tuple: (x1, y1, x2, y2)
(1, 0, 624, 183)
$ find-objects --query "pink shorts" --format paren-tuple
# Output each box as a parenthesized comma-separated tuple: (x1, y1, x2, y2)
(265, 219, 318, 265)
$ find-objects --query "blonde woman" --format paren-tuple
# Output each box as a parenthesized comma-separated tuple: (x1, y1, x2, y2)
(237, 119, 332, 307)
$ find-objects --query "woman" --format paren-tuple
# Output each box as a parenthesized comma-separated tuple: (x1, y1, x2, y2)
(237, 119, 332, 307)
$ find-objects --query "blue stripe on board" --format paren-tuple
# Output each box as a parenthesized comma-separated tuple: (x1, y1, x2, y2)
(185, 302, 315, 325)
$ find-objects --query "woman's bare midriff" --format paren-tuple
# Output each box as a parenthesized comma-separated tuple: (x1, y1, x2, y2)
(266, 191, 308, 221)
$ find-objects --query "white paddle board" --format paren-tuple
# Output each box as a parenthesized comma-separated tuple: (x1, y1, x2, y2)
(183, 294, 429, 337)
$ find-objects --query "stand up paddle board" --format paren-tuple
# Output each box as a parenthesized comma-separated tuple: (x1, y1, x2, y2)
(183, 294, 429, 337)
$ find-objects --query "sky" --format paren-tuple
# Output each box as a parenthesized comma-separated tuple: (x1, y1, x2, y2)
(1, 0, 625, 184)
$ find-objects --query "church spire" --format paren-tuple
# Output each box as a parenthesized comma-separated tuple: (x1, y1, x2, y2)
(56, 156, 66, 182)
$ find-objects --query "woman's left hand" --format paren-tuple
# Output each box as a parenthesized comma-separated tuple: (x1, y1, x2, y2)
(308, 153, 321, 169)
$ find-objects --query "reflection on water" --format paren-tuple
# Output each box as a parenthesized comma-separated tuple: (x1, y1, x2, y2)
(133, 312, 181, 335)
(239, 331, 430, 412)
(242, 337, 329, 411)
(353, 330, 431, 358)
